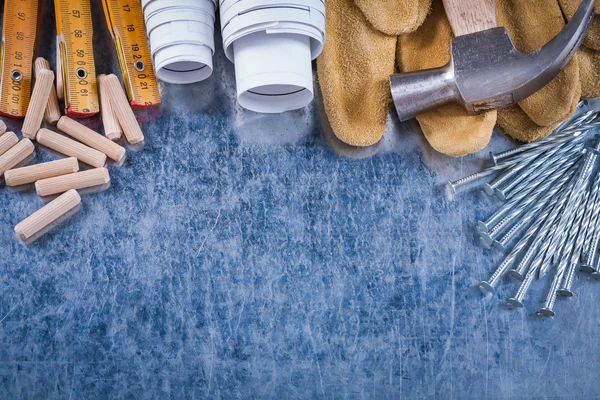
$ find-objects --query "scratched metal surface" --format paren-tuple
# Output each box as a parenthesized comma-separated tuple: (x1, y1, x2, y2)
(1, 2, 600, 399)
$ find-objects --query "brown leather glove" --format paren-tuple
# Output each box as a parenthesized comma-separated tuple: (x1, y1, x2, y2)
(318, 0, 600, 154)
(316, 0, 430, 147)
(318, 0, 497, 155)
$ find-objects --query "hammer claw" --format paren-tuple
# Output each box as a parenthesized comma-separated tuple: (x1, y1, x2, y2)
(510, 0, 595, 103)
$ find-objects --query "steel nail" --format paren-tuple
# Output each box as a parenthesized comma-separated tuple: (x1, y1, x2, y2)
(490, 117, 598, 167)
(505, 190, 567, 279)
(550, 190, 587, 268)
(479, 157, 580, 243)
(446, 171, 494, 198)
(542, 154, 596, 266)
(455, 129, 594, 200)
(582, 234, 600, 273)
(580, 174, 600, 272)
(558, 184, 596, 293)
(551, 187, 591, 297)
(472, 109, 600, 315)
(489, 151, 499, 166)
(489, 109, 593, 163)
(581, 232, 600, 273)
(486, 145, 575, 199)
(500, 145, 584, 201)
(536, 177, 582, 279)
(558, 263, 578, 297)
(509, 263, 528, 281)
(479, 211, 551, 293)
(539, 267, 564, 317)
(479, 253, 519, 293)
(495, 180, 568, 252)
(578, 193, 600, 272)
(483, 164, 525, 196)
(507, 272, 536, 308)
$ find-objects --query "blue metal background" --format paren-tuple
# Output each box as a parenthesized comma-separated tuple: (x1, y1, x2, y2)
(1, 2, 599, 399)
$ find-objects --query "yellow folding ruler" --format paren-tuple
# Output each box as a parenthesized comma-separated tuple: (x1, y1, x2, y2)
(0, 0, 40, 118)
(55, 0, 99, 117)
(102, 0, 160, 108)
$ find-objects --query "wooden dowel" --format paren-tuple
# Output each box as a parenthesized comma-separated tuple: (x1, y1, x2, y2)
(15, 189, 81, 241)
(0, 131, 19, 156)
(35, 167, 110, 196)
(98, 74, 123, 141)
(22, 69, 55, 140)
(56, 36, 64, 101)
(36, 128, 106, 168)
(0, 138, 35, 176)
(57, 116, 125, 163)
(0, 119, 7, 136)
(5, 157, 79, 187)
(104, 74, 144, 144)
(34, 58, 62, 125)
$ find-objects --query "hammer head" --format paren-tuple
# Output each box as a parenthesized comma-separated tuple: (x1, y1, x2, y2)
(390, 0, 595, 121)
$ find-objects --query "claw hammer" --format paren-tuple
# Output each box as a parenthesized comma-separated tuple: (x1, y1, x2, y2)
(390, 0, 595, 121)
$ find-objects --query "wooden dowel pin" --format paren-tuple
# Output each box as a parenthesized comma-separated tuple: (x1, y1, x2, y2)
(5, 157, 79, 187)
(14, 189, 81, 242)
(22, 69, 55, 140)
(98, 74, 123, 141)
(0, 119, 7, 136)
(36, 167, 110, 197)
(57, 116, 125, 162)
(56, 36, 64, 101)
(104, 74, 144, 144)
(0, 132, 19, 156)
(34, 58, 62, 125)
(36, 128, 106, 168)
(0, 139, 35, 176)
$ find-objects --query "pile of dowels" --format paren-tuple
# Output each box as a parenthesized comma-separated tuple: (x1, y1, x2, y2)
(0, 57, 145, 243)
(446, 99, 600, 317)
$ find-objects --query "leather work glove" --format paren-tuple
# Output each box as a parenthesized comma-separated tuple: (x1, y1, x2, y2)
(496, 0, 600, 142)
(316, 0, 431, 147)
(318, 0, 600, 155)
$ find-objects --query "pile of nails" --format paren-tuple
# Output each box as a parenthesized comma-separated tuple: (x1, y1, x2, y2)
(447, 99, 600, 317)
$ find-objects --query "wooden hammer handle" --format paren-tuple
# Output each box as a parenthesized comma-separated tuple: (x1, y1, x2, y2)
(443, 0, 497, 37)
